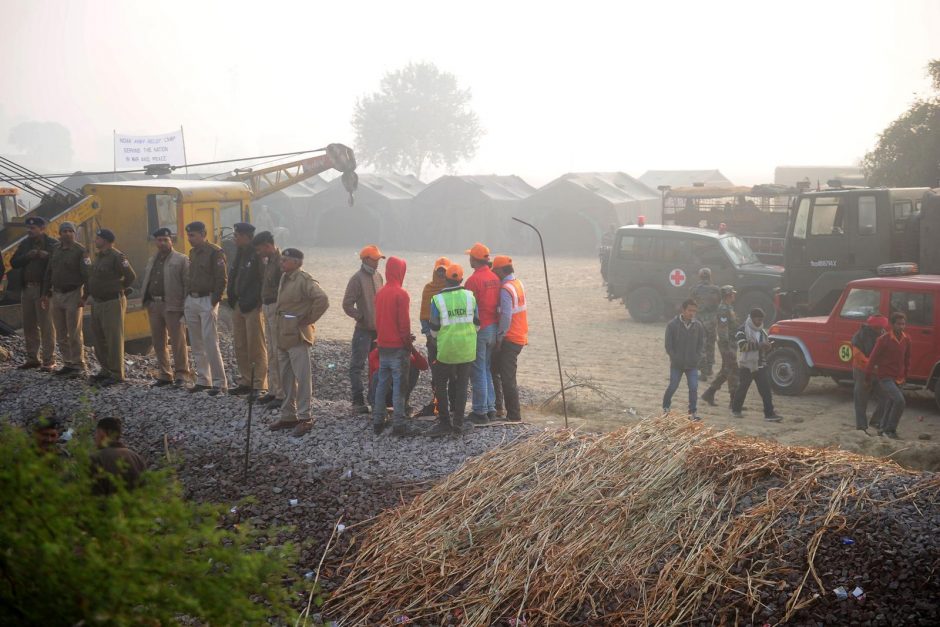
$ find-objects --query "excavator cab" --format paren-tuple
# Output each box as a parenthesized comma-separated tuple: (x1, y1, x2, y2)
(0, 187, 22, 225)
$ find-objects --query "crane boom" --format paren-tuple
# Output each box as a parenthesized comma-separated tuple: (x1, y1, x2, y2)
(227, 143, 358, 204)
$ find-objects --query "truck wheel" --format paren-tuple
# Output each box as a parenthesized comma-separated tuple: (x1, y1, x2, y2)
(627, 287, 664, 323)
(736, 291, 778, 325)
(767, 347, 809, 395)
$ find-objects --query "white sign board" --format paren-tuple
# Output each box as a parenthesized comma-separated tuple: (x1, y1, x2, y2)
(114, 130, 186, 168)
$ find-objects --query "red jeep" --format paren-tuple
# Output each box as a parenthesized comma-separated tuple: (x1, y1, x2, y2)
(766, 268, 940, 410)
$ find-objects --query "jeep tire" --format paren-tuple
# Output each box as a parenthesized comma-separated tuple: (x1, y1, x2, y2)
(735, 290, 777, 325)
(934, 376, 940, 413)
(627, 287, 664, 323)
(767, 347, 809, 395)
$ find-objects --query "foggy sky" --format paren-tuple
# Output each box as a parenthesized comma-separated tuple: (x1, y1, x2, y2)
(2, 0, 939, 186)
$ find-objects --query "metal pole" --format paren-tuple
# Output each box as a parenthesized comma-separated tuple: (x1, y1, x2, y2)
(180, 126, 189, 174)
(243, 363, 255, 482)
(512, 217, 568, 428)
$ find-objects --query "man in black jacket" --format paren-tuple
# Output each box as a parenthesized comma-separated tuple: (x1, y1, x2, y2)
(227, 222, 267, 395)
(663, 298, 705, 421)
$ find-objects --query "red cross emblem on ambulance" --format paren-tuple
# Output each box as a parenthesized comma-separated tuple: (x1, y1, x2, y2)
(669, 268, 687, 287)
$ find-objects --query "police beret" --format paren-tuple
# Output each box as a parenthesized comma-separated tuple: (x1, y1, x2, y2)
(252, 230, 274, 246)
(59, 221, 76, 232)
(152, 227, 173, 238)
(96, 228, 116, 243)
(282, 248, 304, 260)
(25, 216, 46, 227)
(233, 222, 256, 235)
(185, 221, 206, 233)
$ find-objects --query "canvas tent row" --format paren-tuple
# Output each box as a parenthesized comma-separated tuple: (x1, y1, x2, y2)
(518, 172, 660, 254)
(638, 169, 733, 190)
(301, 173, 425, 248)
(410, 175, 535, 253)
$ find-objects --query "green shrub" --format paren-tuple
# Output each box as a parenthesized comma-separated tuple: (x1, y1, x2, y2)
(0, 424, 297, 625)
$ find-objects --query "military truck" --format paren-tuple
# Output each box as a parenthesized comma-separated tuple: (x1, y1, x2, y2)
(777, 186, 938, 318)
(605, 225, 783, 323)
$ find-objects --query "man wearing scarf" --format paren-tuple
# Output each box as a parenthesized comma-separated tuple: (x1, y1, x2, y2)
(731, 308, 783, 422)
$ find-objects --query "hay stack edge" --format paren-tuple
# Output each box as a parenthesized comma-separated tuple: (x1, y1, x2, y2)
(328, 413, 939, 626)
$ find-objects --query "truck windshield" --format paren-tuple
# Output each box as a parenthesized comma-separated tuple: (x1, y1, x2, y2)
(720, 236, 760, 266)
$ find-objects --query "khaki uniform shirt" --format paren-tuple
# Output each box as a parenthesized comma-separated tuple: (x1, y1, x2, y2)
(187, 242, 227, 302)
(275, 269, 330, 349)
(44, 241, 90, 296)
(90, 442, 146, 495)
(87, 247, 136, 301)
(148, 252, 169, 298)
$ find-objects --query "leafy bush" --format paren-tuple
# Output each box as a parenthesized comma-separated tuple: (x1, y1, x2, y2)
(0, 424, 297, 625)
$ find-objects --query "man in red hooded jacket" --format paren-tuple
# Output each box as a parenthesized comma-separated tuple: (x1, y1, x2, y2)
(372, 256, 419, 436)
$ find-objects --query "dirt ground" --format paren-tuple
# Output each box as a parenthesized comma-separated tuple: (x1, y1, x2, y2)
(302, 247, 940, 471)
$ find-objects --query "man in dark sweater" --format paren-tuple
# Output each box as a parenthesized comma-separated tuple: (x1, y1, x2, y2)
(663, 298, 705, 421)
(90, 417, 146, 496)
(227, 223, 267, 395)
(865, 312, 912, 439)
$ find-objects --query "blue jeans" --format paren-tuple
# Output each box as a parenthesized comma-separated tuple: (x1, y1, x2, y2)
(663, 366, 699, 415)
(372, 347, 408, 425)
(349, 328, 376, 399)
(471, 324, 497, 414)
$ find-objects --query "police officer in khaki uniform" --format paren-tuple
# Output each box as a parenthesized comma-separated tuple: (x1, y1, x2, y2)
(253, 231, 284, 409)
(41, 221, 89, 376)
(184, 221, 228, 396)
(10, 216, 58, 370)
(701, 286, 739, 407)
(227, 222, 267, 395)
(87, 228, 136, 386)
(270, 248, 329, 437)
(141, 227, 192, 386)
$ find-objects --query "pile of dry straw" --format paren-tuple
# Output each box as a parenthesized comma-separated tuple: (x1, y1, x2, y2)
(328, 413, 935, 625)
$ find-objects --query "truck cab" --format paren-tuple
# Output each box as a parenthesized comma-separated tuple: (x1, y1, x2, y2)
(779, 187, 928, 317)
(767, 269, 940, 411)
(606, 225, 783, 323)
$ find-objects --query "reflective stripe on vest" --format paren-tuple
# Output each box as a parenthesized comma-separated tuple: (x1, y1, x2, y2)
(502, 278, 529, 346)
(434, 289, 477, 364)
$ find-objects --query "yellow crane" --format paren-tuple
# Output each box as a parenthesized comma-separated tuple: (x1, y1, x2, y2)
(0, 144, 357, 348)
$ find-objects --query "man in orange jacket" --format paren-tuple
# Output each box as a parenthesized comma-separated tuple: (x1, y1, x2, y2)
(491, 255, 528, 422)
(865, 312, 912, 439)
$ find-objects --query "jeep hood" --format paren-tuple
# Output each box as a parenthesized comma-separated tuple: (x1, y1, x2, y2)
(769, 315, 829, 335)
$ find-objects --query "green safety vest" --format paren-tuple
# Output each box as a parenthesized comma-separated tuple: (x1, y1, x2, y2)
(433, 288, 477, 364)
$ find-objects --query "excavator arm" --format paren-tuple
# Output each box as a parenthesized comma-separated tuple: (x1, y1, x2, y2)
(227, 143, 358, 204)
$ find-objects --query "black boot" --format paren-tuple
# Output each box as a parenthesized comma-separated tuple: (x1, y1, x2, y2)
(701, 390, 717, 406)
(426, 416, 453, 438)
(352, 393, 370, 415)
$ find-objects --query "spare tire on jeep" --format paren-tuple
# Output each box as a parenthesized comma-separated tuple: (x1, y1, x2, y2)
(627, 287, 664, 323)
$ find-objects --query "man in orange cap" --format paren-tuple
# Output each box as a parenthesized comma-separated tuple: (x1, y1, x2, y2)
(343, 245, 385, 413)
(464, 242, 501, 424)
(416, 256, 452, 417)
(492, 255, 528, 422)
(428, 263, 479, 437)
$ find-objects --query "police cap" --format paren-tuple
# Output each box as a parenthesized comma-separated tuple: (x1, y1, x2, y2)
(185, 221, 206, 234)
(96, 228, 116, 243)
(24, 216, 46, 227)
(282, 248, 304, 261)
(233, 222, 256, 235)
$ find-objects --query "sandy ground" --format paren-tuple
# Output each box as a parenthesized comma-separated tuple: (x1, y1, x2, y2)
(301, 247, 940, 471)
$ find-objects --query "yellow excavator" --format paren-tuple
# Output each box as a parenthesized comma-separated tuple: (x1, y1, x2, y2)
(0, 144, 357, 350)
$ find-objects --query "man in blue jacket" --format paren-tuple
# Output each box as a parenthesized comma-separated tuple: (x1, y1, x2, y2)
(663, 298, 705, 421)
